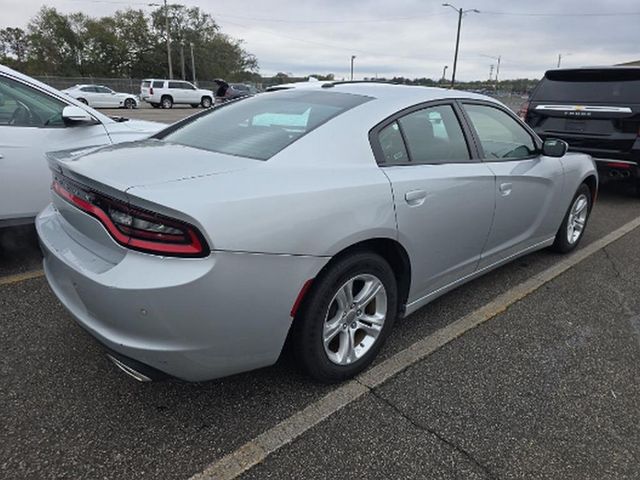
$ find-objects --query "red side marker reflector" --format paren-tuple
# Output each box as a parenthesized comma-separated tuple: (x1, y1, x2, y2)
(290, 279, 313, 318)
(606, 162, 632, 169)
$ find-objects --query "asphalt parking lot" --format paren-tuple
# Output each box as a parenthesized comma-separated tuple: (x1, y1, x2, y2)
(2, 106, 640, 480)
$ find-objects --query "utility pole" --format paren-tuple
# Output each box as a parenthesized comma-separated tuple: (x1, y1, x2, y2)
(149, 0, 173, 78)
(442, 65, 448, 81)
(442, 4, 479, 89)
(350, 55, 356, 81)
(495, 55, 501, 90)
(164, 0, 172, 79)
(180, 41, 185, 80)
(489, 64, 494, 82)
(190, 42, 196, 86)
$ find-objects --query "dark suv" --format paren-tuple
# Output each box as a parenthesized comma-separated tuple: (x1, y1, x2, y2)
(522, 67, 640, 194)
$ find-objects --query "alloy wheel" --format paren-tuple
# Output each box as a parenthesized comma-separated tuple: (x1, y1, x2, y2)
(567, 193, 588, 244)
(322, 274, 387, 365)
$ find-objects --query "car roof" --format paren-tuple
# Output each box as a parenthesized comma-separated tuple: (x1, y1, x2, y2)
(270, 81, 498, 107)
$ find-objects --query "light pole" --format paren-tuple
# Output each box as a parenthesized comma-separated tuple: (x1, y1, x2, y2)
(442, 65, 448, 81)
(149, 0, 173, 79)
(557, 53, 571, 68)
(442, 3, 479, 89)
(350, 55, 356, 81)
(180, 41, 185, 80)
(480, 54, 501, 90)
(190, 42, 196, 85)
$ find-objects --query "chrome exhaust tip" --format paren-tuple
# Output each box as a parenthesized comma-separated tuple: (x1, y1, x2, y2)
(107, 354, 153, 382)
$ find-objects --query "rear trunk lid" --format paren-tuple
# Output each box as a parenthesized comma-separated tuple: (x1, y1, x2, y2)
(527, 68, 640, 160)
(47, 139, 259, 192)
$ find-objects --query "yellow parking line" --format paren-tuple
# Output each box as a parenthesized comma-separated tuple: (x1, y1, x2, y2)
(0, 269, 45, 286)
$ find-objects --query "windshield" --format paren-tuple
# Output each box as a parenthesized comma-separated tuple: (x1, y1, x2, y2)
(160, 90, 372, 160)
(535, 69, 640, 103)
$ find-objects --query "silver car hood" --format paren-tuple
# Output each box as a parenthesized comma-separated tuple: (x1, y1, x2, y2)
(47, 139, 259, 191)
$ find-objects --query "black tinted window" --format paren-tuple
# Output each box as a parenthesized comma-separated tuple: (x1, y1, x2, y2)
(152, 81, 164, 88)
(168, 82, 183, 89)
(535, 69, 640, 103)
(398, 105, 470, 163)
(161, 90, 371, 160)
(464, 104, 536, 160)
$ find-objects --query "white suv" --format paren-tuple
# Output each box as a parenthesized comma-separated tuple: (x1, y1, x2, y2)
(140, 79, 214, 109)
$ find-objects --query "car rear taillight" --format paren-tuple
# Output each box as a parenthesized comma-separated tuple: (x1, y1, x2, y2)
(149, 87, 154, 95)
(52, 177, 209, 257)
(517, 101, 530, 121)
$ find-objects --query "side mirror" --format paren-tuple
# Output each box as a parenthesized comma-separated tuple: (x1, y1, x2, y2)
(542, 138, 568, 158)
(62, 105, 95, 124)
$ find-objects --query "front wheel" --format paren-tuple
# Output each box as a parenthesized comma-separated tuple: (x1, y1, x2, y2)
(551, 183, 592, 253)
(77, 98, 88, 105)
(124, 98, 136, 109)
(292, 252, 398, 383)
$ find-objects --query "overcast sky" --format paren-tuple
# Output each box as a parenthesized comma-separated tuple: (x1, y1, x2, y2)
(1, 0, 638, 80)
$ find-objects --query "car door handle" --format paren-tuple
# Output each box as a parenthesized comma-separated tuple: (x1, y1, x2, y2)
(405, 189, 427, 206)
(499, 182, 513, 196)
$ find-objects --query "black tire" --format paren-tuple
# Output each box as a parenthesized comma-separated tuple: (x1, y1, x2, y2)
(551, 183, 592, 253)
(124, 98, 136, 109)
(292, 251, 398, 383)
(77, 98, 88, 105)
(201, 96, 212, 108)
(161, 95, 173, 109)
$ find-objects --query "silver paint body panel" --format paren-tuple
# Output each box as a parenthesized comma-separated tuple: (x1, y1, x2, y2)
(37, 83, 598, 381)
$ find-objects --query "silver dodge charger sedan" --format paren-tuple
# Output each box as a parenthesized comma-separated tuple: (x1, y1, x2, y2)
(37, 83, 597, 383)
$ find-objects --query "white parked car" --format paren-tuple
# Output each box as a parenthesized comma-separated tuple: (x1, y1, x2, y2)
(62, 84, 139, 109)
(0, 64, 164, 227)
(140, 79, 214, 109)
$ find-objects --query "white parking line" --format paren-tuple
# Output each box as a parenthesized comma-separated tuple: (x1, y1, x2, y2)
(0, 269, 44, 287)
(190, 215, 640, 480)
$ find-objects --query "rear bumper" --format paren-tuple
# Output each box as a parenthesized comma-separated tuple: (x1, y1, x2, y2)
(37, 204, 328, 381)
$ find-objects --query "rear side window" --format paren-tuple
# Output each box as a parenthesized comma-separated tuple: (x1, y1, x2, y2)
(161, 90, 372, 160)
(168, 81, 183, 89)
(141, 81, 151, 88)
(464, 104, 536, 160)
(397, 105, 471, 164)
(378, 122, 409, 164)
(152, 81, 164, 88)
(534, 69, 640, 103)
(80, 86, 96, 92)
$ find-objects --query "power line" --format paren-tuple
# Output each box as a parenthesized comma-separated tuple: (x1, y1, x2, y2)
(479, 10, 640, 17)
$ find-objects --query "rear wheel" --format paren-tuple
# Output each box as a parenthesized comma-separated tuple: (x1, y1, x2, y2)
(161, 95, 173, 109)
(551, 183, 592, 253)
(77, 98, 88, 105)
(292, 252, 398, 383)
(124, 98, 136, 109)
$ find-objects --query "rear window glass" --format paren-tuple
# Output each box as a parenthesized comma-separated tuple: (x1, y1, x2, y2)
(141, 81, 151, 88)
(160, 90, 372, 160)
(534, 69, 640, 103)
